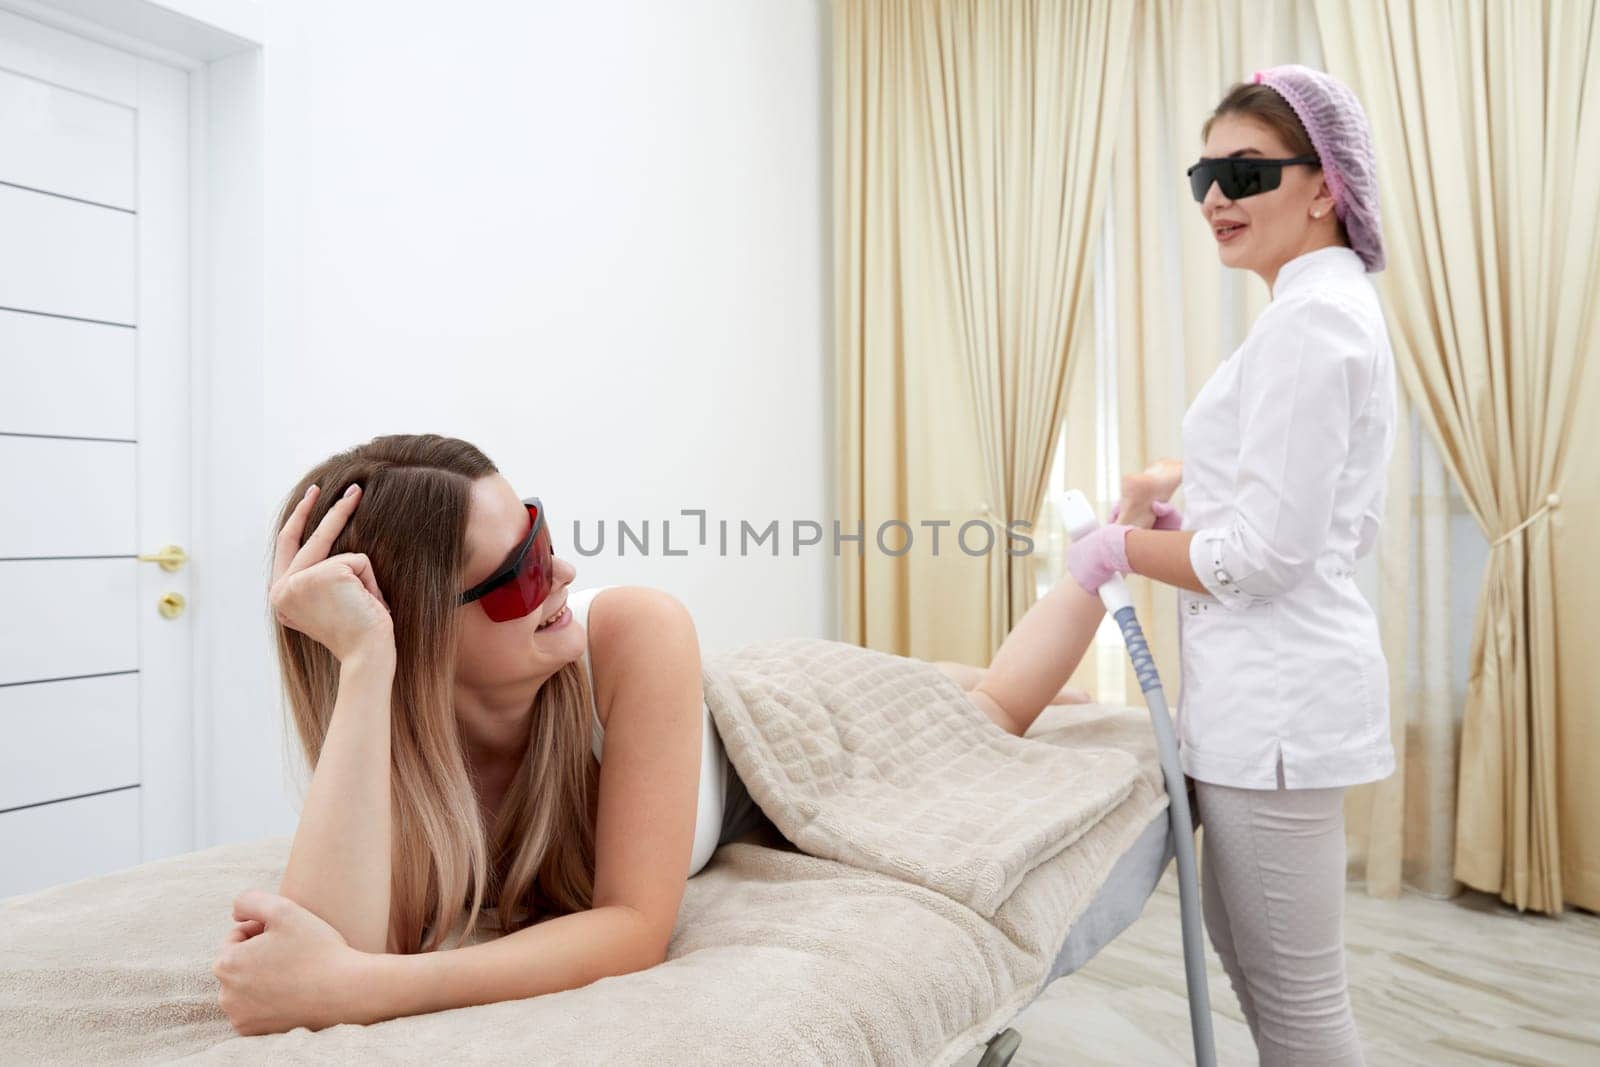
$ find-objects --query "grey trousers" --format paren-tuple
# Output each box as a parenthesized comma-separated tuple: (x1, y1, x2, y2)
(1193, 765, 1366, 1066)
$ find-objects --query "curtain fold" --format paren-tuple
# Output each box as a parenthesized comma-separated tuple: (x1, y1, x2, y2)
(1345, 399, 1464, 899)
(1315, 0, 1600, 913)
(834, 0, 1134, 662)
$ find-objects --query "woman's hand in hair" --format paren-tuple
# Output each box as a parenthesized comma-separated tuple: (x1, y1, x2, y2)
(271, 483, 395, 664)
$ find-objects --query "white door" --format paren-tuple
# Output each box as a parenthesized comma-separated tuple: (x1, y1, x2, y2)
(0, 11, 193, 898)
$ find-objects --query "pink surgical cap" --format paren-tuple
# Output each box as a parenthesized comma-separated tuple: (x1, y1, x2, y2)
(1253, 64, 1386, 272)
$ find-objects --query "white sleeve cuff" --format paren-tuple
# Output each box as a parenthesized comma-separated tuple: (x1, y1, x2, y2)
(1189, 528, 1267, 609)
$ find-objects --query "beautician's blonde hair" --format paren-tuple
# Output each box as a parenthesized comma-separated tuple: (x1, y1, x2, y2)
(271, 433, 598, 953)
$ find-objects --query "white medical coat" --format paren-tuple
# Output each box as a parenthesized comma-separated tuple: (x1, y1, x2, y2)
(1177, 245, 1398, 790)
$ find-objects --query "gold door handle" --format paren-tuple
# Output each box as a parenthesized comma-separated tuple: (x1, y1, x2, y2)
(138, 545, 189, 572)
(158, 592, 187, 619)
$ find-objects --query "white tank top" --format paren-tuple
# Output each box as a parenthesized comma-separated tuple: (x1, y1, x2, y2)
(565, 586, 727, 877)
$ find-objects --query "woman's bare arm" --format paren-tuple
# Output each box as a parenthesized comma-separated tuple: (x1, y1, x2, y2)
(278, 648, 396, 954)
(328, 903, 656, 1025)
(1125, 528, 1208, 595)
(269, 483, 399, 954)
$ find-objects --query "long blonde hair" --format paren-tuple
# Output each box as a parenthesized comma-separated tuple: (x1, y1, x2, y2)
(272, 433, 598, 952)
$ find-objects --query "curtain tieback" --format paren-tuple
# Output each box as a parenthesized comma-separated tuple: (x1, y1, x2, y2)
(1491, 492, 1561, 548)
(976, 501, 1027, 526)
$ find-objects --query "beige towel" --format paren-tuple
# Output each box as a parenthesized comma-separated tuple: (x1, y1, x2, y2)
(0, 644, 1168, 1065)
(703, 639, 1142, 917)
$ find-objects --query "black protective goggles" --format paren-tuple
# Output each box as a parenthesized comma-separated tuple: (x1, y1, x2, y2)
(1186, 155, 1320, 202)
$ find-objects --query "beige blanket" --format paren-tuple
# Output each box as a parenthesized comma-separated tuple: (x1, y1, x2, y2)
(703, 639, 1145, 917)
(0, 641, 1168, 1065)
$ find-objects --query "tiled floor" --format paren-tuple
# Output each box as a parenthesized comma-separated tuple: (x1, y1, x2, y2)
(955, 870, 1600, 1065)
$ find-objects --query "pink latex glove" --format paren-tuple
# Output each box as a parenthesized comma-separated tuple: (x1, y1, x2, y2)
(1065, 523, 1133, 595)
(1109, 497, 1183, 531)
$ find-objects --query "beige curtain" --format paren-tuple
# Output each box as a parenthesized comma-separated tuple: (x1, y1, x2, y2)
(834, 0, 1134, 663)
(1317, 0, 1600, 913)
(1344, 400, 1466, 899)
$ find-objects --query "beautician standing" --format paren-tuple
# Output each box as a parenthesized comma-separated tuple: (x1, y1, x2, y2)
(1067, 65, 1395, 1066)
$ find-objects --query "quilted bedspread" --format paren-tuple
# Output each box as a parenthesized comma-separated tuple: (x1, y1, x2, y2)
(702, 638, 1143, 917)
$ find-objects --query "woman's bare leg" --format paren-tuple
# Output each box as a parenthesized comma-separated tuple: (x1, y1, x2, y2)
(931, 661, 1091, 706)
(929, 660, 985, 691)
(967, 463, 1184, 737)
(1116, 458, 1183, 529)
(965, 582, 1107, 736)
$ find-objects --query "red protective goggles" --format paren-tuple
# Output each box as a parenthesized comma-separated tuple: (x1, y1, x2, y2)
(458, 497, 554, 622)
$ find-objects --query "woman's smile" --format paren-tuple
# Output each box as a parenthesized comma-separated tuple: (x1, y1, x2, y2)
(1213, 219, 1248, 243)
(535, 603, 572, 632)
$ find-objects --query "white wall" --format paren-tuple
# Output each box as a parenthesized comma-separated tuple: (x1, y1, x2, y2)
(206, 0, 832, 843)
